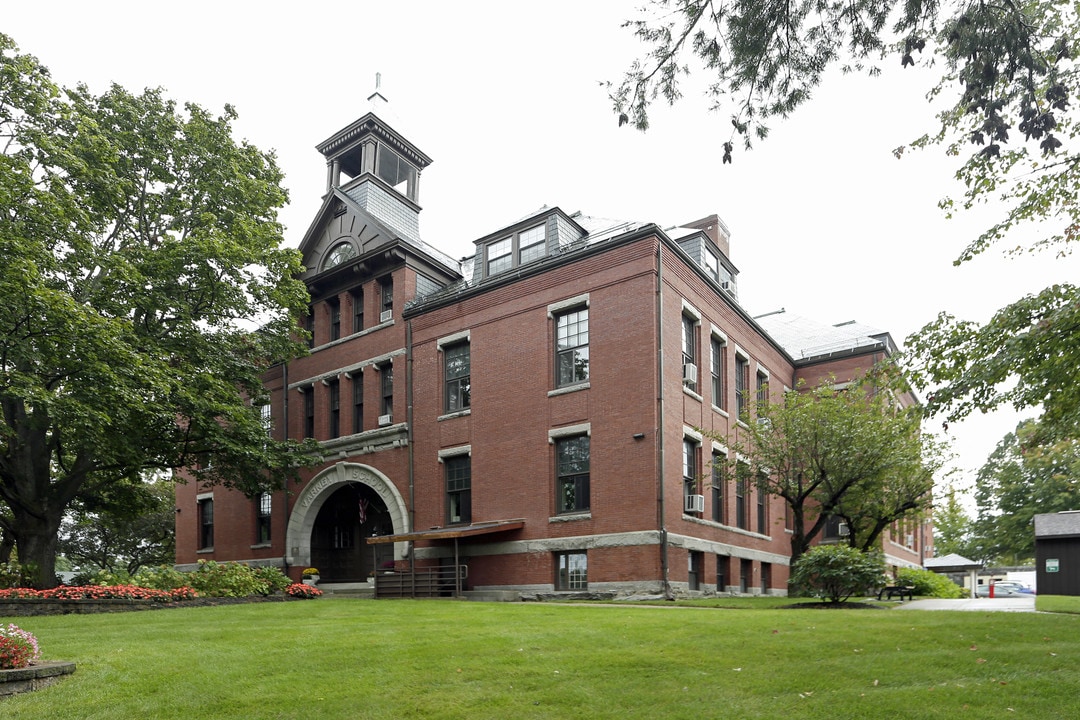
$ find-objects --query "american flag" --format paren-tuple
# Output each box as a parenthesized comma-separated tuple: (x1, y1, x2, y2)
(358, 497, 369, 525)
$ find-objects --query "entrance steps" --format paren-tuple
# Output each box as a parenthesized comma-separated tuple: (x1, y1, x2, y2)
(317, 582, 375, 599)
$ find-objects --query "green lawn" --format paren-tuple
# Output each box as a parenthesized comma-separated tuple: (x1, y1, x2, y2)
(3, 598, 1078, 719)
(1037, 594, 1080, 615)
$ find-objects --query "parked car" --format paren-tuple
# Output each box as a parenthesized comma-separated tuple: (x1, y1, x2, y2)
(975, 581, 1034, 597)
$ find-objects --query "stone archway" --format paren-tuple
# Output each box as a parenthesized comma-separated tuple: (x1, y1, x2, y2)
(285, 462, 409, 575)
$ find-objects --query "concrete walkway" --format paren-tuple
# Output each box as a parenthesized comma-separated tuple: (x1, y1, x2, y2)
(894, 596, 1036, 612)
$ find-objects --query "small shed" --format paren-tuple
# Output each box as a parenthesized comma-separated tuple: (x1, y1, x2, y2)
(1034, 511, 1080, 596)
(924, 553, 981, 598)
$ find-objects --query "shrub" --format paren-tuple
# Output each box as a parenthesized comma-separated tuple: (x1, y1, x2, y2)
(131, 565, 190, 591)
(251, 566, 292, 595)
(895, 567, 965, 599)
(791, 545, 886, 603)
(186, 560, 291, 597)
(187, 560, 265, 598)
(0, 624, 41, 669)
(0, 562, 24, 589)
(285, 582, 322, 599)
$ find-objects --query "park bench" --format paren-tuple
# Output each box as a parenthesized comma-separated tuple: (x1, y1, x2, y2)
(876, 585, 915, 601)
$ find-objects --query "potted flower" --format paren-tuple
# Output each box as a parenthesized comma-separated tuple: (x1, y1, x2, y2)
(301, 568, 320, 586)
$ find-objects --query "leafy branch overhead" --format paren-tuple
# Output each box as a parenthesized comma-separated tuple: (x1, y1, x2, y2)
(609, 0, 1078, 254)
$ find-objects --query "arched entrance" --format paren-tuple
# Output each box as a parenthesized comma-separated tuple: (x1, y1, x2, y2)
(310, 484, 394, 581)
(285, 462, 409, 581)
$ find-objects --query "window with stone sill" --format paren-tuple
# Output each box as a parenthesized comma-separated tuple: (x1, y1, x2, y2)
(555, 307, 589, 388)
(556, 435, 590, 514)
(443, 342, 471, 414)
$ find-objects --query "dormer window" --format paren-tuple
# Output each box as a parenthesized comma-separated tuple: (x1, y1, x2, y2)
(487, 237, 512, 276)
(322, 241, 357, 271)
(483, 224, 548, 278)
(704, 251, 720, 283)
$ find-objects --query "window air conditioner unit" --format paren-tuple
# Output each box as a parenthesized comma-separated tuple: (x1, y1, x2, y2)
(378, 413, 393, 426)
(685, 494, 705, 513)
(838, 522, 850, 537)
(380, 309, 393, 323)
(683, 363, 697, 383)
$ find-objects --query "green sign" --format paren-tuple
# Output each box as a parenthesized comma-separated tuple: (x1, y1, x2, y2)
(1046, 558, 1060, 573)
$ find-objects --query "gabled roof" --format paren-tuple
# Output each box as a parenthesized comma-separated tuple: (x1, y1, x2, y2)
(297, 187, 459, 281)
(924, 553, 982, 572)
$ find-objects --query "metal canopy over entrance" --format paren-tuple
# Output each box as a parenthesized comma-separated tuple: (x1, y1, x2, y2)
(365, 519, 525, 545)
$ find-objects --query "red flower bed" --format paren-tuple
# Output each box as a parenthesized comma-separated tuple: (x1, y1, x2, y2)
(284, 582, 322, 599)
(0, 585, 198, 602)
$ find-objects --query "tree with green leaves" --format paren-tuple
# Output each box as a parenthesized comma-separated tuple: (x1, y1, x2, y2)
(931, 483, 978, 560)
(58, 475, 176, 577)
(611, 2, 1080, 445)
(971, 420, 1080, 564)
(718, 374, 941, 573)
(0, 34, 315, 587)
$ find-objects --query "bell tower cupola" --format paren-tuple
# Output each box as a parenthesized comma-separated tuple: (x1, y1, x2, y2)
(314, 75, 432, 244)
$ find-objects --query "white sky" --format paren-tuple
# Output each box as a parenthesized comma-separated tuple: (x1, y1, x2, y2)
(6, 1, 1077, 503)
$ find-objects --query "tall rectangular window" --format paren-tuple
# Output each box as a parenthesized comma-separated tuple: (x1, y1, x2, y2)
(487, 237, 512, 276)
(352, 374, 364, 434)
(736, 462, 749, 530)
(198, 498, 214, 549)
(328, 297, 341, 341)
(756, 370, 769, 408)
(735, 355, 750, 419)
(717, 555, 729, 593)
(351, 288, 364, 333)
(556, 435, 590, 513)
(380, 364, 393, 418)
(682, 315, 698, 391)
(711, 451, 724, 524)
(444, 342, 471, 413)
(757, 477, 767, 534)
(711, 337, 726, 410)
(303, 387, 315, 439)
(683, 438, 700, 513)
(379, 276, 393, 320)
(445, 455, 471, 525)
(259, 403, 272, 437)
(255, 493, 271, 544)
(328, 379, 340, 438)
(555, 308, 589, 387)
(555, 551, 587, 590)
(303, 309, 314, 349)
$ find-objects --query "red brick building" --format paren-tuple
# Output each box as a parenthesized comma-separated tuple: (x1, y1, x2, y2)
(175, 106, 929, 598)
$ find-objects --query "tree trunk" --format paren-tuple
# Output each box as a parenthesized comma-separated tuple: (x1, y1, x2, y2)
(0, 529, 13, 563)
(10, 508, 62, 588)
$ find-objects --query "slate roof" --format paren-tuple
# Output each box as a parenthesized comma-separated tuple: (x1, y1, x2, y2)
(754, 310, 895, 363)
(1034, 511, 1080, 538)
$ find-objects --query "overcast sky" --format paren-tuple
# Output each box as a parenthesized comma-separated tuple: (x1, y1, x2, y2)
(7, 1, 1077, 501)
